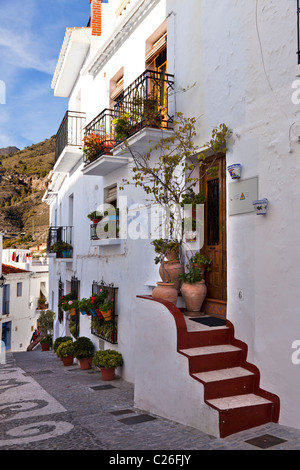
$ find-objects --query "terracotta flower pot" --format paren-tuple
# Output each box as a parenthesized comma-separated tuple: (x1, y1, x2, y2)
(78, 357, 92, 370)
(159, 260, 184, 291)
(41, 343, 49, 351)
(100, 367, 115, 381)
(181, 280, 207, 312)
(61, 356, 74, 367)
(152, 282, 178, 304)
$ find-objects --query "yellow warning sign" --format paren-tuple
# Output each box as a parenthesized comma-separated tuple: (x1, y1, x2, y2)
(240, 193, 245, 200)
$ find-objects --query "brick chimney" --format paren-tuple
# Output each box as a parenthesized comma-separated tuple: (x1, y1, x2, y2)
(90, 0, 102, 36)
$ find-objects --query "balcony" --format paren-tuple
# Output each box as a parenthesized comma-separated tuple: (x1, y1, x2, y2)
(46, 226, 73, 260)
(54, 111, 86, 173)
(82, 70, 174, 176)
(82, 108, 131, 176)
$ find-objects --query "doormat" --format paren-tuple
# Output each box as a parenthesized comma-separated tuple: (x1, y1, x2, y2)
(190, 316, 226, 327)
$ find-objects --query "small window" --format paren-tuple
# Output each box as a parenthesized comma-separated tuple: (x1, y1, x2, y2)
(2, 284, 10, 315)
(17, 282, 22, 297)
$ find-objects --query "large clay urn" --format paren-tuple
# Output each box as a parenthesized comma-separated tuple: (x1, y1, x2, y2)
(181, 280, 207, 312)
(159, 260, 184, 291)
(152, 282, 178, 304)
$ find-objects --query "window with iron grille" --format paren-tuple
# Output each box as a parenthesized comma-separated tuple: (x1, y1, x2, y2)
(90, 280, 118, 344)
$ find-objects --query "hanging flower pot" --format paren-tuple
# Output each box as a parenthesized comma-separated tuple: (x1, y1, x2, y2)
(227, 164, 241, 179)
(101, 310, 112, 321)
(69, 308, 76, 316)
(252, 198, 268, 215)
(96, 308, 104, 319)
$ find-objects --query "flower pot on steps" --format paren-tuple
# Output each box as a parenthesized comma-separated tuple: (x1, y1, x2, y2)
(152, 282, 178, 304)
(181, 280, 207, 312)
(159, 260, 184, 291)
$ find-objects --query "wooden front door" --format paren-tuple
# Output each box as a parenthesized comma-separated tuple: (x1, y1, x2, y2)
(200, 154, 227, 316)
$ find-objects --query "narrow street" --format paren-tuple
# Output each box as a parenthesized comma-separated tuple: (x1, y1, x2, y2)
(0, 349, 299, 453)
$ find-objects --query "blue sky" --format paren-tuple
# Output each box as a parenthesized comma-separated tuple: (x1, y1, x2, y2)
(0, 0, 90, 150)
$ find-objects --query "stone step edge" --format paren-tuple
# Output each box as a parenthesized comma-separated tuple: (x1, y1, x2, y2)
(192, 366, 254, 383)
(206, 393, 273, 411)
(179, 344, 241, 357)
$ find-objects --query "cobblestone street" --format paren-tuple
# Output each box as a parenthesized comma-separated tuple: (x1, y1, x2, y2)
(0, 349, 300, 455)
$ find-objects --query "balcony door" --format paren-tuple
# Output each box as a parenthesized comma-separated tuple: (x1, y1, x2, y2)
(200, 154, 227, 317)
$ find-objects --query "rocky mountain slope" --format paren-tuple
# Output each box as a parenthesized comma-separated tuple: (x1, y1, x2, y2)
(0, 136, 55, 248)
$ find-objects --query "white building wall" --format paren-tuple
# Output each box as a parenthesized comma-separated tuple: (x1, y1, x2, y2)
(48, 0, 300, 430)
(0, 271, 49, 352)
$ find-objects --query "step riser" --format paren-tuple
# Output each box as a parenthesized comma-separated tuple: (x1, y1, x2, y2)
(201, 375, 255, 400)
(218, 403, 274, 438)
(179, 329, 230, 350)
(188, 350, 242, 373)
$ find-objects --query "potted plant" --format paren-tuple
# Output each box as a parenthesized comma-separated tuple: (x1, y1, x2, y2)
(50, 241, 72, 258)
(61, 299, 78, 317)
(113, 113, 132, 141)
(40, 334, 52, 351)
(99, 299, 114, 321)
(73, 336, 95, 370)
(92, 349, 123, 381)
(37, 294, 47, 310)
(53, 336, 73, 358)
(78, 297, 92, 316)
(151, 238, 183, 292)
(88, 291, 108, 317)
(37, 309, 54, 336)
(83, 132, 105, 161)
(87, 211, 104, 224)
(189, 253, 212, 275)
(179, 265, 207, 313)
(56, 339, 75, 366)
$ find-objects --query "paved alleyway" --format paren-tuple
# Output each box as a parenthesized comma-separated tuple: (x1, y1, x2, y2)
(0, 349, 300, 453)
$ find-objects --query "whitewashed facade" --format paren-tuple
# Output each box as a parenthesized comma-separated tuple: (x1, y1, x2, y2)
(0, 240, 49, 352)
(45, 0, 300, 434)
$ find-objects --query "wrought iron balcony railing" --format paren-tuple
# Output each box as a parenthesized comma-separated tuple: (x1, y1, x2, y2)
(46, 226, 73, 257)
(114, 69, 174, 130)
(55, 111, 86, 163)
(83, 70, 174, 167)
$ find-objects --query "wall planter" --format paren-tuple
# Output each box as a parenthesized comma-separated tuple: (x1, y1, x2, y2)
(62, 250, 70, 258)
(227, 164, 241, 179)
(252, 198, 268, 215)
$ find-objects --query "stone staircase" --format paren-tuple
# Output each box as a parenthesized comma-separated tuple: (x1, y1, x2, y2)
(177, 318, 280, 438)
